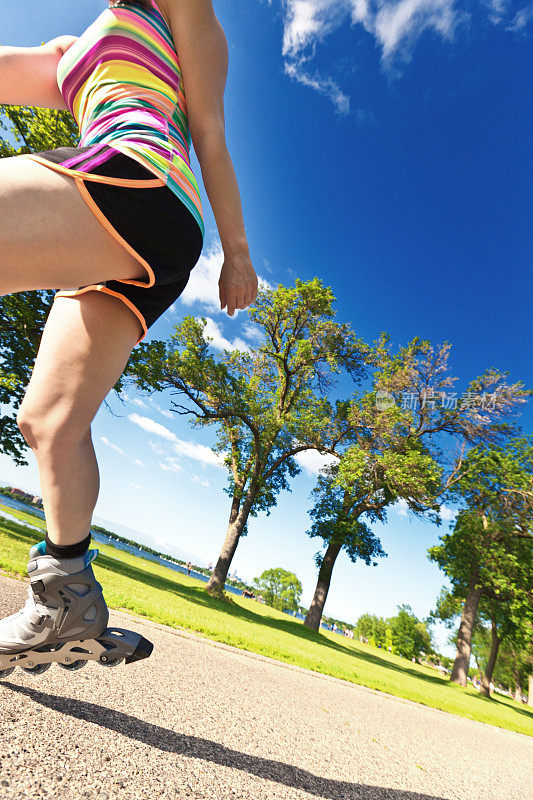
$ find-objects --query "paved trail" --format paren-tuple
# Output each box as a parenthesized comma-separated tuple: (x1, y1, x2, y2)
(0, 575, 530, 800)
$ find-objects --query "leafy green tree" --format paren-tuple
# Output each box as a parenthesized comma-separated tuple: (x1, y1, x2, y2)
(429, 437, 533, 687)
(253, 567, 302, 612)
(0, 103, 79, 463)
(355, 613, 377, 640)
(124, 279, 368, 595)
(389, 604, 433, 660)
(304, 464, 386, 629)
(355, 613, 388, 646)
(373, 616, 389, 647)
(303, 337, 526, 630)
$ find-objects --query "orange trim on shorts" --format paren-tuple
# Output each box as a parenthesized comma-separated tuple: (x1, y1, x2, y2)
(23, 154, 165, 189)
(55, 284, 148, 345)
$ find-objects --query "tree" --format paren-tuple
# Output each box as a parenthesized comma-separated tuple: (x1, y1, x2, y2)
(253, 567, 302, 612)
(429, 437, 533, 687)
(124, 279, 368, 596)
(0, 103, 79, 463)
(355, 613, 388, 646)
(389, 605, 433, 661)
(302, 336, 526, 630)
(304, 464, 386, 629)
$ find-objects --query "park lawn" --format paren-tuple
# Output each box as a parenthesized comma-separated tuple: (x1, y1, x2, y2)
(1, 513, 531, 737)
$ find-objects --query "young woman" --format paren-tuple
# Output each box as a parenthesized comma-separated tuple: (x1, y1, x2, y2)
(0, 0, 257, 675)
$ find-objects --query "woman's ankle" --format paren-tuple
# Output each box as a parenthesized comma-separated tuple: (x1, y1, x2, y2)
(44, 531, 92, 559)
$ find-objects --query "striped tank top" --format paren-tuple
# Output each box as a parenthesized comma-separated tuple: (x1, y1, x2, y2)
(55, 0, 204, 236)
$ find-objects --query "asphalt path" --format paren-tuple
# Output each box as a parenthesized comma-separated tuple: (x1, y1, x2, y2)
(0, 574, 530, 800)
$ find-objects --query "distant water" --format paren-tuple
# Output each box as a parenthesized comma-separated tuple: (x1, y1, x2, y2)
(0, 495, 244, 597)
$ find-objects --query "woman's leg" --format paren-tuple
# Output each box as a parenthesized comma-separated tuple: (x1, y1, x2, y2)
(16, 291, 142, 546)
(0, 154, 148, 293)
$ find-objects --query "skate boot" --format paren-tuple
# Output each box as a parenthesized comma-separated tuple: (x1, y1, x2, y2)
(0, 541, 153, 678)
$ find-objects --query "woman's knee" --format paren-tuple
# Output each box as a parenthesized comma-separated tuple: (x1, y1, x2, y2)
(16, 404, 91, 452)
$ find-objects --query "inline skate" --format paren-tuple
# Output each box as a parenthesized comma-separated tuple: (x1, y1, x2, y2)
(0, 541, 153, 677)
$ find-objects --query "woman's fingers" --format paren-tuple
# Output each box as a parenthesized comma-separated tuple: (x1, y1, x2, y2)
(219, 255, 258, 315)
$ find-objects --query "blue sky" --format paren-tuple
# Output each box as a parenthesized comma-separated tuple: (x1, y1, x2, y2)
(0, 1, 531, 654)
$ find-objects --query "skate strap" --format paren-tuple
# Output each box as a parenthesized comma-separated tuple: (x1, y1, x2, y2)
(84, 549, 99, 567)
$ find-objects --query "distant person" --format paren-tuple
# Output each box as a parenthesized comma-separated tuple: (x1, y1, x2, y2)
(0, 0, 257, 680)
(187, 562, 192, 576)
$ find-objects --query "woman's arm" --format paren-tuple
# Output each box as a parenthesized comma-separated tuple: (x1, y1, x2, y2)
(164, 0, 258, 317)
(0, 36, 78, 110)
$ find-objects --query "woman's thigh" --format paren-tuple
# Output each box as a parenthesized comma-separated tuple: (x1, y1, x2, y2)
(18, 291, 141, 440)
(0, 154, 147, 294)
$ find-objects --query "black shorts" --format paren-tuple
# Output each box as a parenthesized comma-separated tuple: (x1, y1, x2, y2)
(24, 145, 204, 344)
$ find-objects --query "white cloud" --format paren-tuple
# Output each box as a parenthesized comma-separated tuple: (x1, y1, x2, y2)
(132, 397, 150, 410)
(128, 413, 225, 468)
(149, 398, 173, 419)
(159, 459, 183, 473)
(507, 5, 533, 30)
(191, 474, 211, 487)
(270, 0, 530, 109)
(282, 0, 347, 59)
(179, 240, 273, 314)
(100, 436, 125, 456)
(294, 448, 339, 475)
(148, 440, 167, 456)
(439, 504, 456, 521)
(372, 0, 459, 63)
(241, 321, 265, 344)
(128, 413, 177, 441)
(484, 0, 511, 24)
(284, 60, 351, 114)
(202, 316, 252, 353)
(133, 458, 145, 467)
(392, 498, 409, 516)
(129, 482, 142, 490)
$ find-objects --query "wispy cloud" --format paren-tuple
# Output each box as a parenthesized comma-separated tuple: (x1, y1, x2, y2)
(507, 4, 533, 31)
(132, 397, 150, 410)
(392, 498, 409, 516)
(191, 474, 211, 487)
(133, 458, 145, 467)
(284, 60, 351, 114)
(268, 0, 530, 109)
(202, 316, 252, 353)
(100, 436, 125, 456)
(128, 413, 225, 468)
(149, 398, 173, 419)
(128, 414, 177, 442)
(159, 459, 183, 473)
(129, 482, 142, 490)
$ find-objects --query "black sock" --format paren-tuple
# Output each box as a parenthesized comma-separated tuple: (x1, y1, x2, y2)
(44, 531, 92, 559)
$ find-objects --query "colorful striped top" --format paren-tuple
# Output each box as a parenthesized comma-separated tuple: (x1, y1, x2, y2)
(56, 0, 204, 236)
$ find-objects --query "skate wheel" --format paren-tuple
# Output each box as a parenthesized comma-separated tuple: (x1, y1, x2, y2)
(58, 659, 87, 672)
(99, 656, 123, 668)
(21, 662, 51, 676)
(0, 668, 15, 679)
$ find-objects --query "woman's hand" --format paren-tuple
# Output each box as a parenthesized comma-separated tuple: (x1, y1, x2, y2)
(219, 250, 258, 316)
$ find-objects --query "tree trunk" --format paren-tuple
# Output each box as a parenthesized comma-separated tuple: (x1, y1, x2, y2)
(450, 578, 482, 687)
(304, 540, 342, 631)
(480, 617, 500, 698)
(528, 673, 533, 707)
(513, 667, 522, 703)
(206, 489, 255, 596)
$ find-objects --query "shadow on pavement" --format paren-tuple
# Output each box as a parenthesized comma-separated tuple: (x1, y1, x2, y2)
(4, 682, 450, 800)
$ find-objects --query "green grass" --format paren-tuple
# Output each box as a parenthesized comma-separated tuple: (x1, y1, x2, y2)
(1, 507, 531, 737)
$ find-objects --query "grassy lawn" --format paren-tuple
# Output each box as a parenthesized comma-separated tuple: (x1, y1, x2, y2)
(1, 507, 531, 737)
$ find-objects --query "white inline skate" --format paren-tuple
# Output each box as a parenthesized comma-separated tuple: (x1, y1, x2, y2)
(0, 541, 153, 677)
